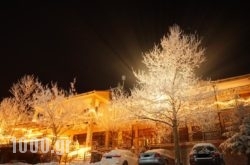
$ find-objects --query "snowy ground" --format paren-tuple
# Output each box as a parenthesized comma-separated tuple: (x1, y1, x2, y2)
(0, 163, 99, 165)
(0, 160, 101, 165)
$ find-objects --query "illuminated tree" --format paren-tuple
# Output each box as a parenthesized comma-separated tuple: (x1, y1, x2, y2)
(97, 86, 134, 148)
(0, 98, 28, 139)
(113, 25, 205, 165)
(33, 80, 86, 150)
(9, 74, 43, 116)
(0, 75, 42, 139)
(219, 100, 250, 165)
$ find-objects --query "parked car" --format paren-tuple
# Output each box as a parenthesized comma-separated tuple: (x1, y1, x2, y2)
(189, 143, 225, 165)
(99, 149, 138, 165)
(0, 144, 42, 164)
(138, 148, 175, 165)
(0, 141, 59, 164)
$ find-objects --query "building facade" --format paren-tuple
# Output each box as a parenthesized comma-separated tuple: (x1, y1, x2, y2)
(2, 74, 250, 163)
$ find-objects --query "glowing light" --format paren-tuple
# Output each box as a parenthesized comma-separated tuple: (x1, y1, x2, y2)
(68, 146, 91, 157)
(24, 131, 43, 138)
(214, 97, 250, 109)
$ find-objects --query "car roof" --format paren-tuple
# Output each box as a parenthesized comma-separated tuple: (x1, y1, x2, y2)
(192, 143, 216, 148)
(146, 149, 167, 152)
(106, 149, 133, 154)
(145, 149, 175, 159)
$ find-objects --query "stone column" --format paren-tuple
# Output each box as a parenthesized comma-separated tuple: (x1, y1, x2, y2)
(134, 125, 139, 154)
(105, 130, 110, 149)
(86, 121, 93, 147)
(187, 123, 193, 142)
(117, 130, 123, 147)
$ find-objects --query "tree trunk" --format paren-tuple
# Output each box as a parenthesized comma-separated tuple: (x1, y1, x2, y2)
(173, 119, 181, 165)
(248, 153, 250, 165)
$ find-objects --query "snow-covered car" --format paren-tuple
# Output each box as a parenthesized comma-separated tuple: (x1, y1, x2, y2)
(138, 148, 175, 165)
(99, 149, 138, 165)
(189, 143, 225, 165)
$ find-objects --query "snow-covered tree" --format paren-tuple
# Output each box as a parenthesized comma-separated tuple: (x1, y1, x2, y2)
(112, 25, 206, 165)
(9, 74, 43, 117)
(0, 98, 28, 139)
(220, 112, 250, 165)
(97, 86, 134, 148)
(219, 98, 250, 165)
(33, 80, 86, 152)
(0, 75, 42, 140)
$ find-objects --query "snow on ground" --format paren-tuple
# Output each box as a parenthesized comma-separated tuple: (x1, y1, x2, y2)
(0, 163, 59, 165)
(0, 160, 101, 165)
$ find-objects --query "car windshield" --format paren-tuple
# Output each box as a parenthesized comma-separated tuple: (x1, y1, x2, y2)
(146, 149, 164, 153)
(194, 145, 215, 152)
(144, 149, 175, 159)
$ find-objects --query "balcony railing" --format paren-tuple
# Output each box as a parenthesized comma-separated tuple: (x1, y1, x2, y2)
(155, 130, 224, 145)
(192, 130, 223, 141)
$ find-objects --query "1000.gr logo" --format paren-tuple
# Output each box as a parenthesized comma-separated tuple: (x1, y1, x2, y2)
(11, 137, 71, 155)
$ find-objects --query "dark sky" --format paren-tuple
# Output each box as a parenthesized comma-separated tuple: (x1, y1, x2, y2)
(1, 1, 250, 99)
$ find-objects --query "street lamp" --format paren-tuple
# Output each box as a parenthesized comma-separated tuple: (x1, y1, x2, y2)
(121, 75, 126, 87)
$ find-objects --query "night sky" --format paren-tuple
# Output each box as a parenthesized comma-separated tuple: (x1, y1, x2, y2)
(1, 1, 250, 99)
